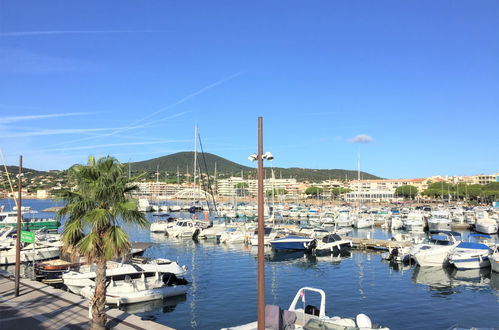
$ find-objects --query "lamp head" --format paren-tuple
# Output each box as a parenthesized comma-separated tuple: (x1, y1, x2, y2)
(263, 152, 274, 161)
(248, 154, 258, 162)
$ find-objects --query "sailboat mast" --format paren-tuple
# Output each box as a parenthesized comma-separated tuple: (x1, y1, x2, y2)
(193, 125, 198, 189)
(357, 153, 361, 208)
(214, 162, 217, 196)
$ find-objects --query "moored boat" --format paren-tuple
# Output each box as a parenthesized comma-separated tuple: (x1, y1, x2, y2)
(270, 235, 314, 251)
(448, 234, 493, 270)
(223, 287, 389, 330)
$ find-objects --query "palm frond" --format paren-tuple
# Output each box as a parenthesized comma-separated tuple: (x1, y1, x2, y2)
(103, 226, 130, 259)
(75, 232, 101, 260)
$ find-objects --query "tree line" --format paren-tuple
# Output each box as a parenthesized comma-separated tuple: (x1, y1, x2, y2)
(395, 182, 499, 202)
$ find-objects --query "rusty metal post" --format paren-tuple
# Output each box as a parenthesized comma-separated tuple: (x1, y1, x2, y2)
(14, 155, 22, 297)
(257, 117, 265, 330)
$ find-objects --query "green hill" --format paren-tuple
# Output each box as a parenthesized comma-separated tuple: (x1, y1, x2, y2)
(130, 152, 381, 182)
(130, 152, 252, 174)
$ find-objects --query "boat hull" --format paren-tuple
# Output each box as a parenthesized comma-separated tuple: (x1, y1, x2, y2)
(449, 256, 490, 270)
(0, 246, 60, 265)
(413, 245, 456, 267)
(428, 221, 452, 231)
(270, 237, 313, 251)
(474, 223, 498, 235)
(80, 285, 187, 305)
(491, 254, 499, 273)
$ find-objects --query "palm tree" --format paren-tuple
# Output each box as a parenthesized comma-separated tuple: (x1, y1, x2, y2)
(57, 156, 148, 330)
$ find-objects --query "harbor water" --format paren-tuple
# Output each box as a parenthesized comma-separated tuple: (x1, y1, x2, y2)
(2, 199, 498, 329)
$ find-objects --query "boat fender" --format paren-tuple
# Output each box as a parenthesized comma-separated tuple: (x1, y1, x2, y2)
(356, 313, 372, 328)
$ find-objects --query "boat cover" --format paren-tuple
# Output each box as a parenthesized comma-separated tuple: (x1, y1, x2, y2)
(322, 234, 342, 243)
(455, 242, 490, 250)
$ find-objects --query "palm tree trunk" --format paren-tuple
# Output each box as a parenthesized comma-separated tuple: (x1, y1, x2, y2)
(90, 257, 107, 330)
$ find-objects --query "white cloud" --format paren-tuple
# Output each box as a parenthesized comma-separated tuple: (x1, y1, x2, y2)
(348, 134, 373, 144)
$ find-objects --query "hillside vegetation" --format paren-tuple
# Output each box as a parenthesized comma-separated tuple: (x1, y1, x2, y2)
(130, 152, 381, 182)
(1, 152, 381, 187)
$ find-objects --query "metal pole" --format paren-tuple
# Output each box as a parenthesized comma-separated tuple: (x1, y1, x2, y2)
(257, 117, 265, 330)
(14, 155, 22, 297)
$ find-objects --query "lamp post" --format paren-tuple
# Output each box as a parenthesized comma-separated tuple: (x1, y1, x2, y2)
(248, 117, 274, 330)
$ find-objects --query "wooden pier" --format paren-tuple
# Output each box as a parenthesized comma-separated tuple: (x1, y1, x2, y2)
(351, 237, 412, 250)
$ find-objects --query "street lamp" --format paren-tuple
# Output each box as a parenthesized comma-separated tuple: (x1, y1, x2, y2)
(248, 117, 274, 330)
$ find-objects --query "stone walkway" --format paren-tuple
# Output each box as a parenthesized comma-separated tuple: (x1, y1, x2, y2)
(0, 270, 174, 330)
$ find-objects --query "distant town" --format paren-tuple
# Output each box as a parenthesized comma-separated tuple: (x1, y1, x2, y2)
(2, 166, 497, 205)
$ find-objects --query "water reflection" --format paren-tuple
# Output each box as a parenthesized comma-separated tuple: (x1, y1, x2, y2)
(313, 251, 352, 264)
(386, 260, 414, 272)
(119, 294, 187, 314)
(449, 268, 492, 289)
(412, 266, 494, 295)
(490, 272, 499, 291)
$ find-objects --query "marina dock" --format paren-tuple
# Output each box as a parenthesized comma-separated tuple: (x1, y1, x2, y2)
(351, 237, 412, 250)
(0, 270, 173, 330)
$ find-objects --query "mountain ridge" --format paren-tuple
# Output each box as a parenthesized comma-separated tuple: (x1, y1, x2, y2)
(2, 152, 382, 182)
(129, 152, 382, 181)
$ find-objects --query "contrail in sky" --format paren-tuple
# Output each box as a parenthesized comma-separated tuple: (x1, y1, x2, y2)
(0, 126, 141, 138)
(0, 30, 166, 37)
(39, 139, 192, 152)
(105, 71, 244, 137)
(0, 112, 94, 124)
(47, 71, 243, 147)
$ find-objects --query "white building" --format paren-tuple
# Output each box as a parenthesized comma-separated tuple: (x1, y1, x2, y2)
(216, 177, 299, 198)
(345, 178, 427, 202)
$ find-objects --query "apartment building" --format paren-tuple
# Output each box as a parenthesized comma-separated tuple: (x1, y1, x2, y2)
(133, 182, 189, 197)
(216, 177, 299, 198)
(345, 178, 427, 202)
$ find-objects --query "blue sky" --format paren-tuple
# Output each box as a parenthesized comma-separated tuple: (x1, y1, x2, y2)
(0, 1, 497, 179)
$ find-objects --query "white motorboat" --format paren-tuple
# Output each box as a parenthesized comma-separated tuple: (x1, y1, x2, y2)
(137, 199, 152, 212)
(312, 233, 352, 255)
(219, 226, 249, 244)
(335, 211, 353, 227)
(403, 212, 425, 231)
(150, 219, 176, 233)
(223, 287, 389, 330)
(166, 219, 207, 238)
(0, 226, 60, 265)
(448, 236, 492, 270)
(63, 258, 187, 295)
(490, 245, 499, 273)
(412, 231, 462, 267)
(79, 272, 188, 305)
(474, 211, 498, 234)
(464, 210, 476, 224)
(0, 242, 60, 265)
(249, 227, 285, 246)
(390, 215, 403, 230)
(427, 211, 452, 231)
(198, 222, 226, 240)
(353, 217, 373, 229)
